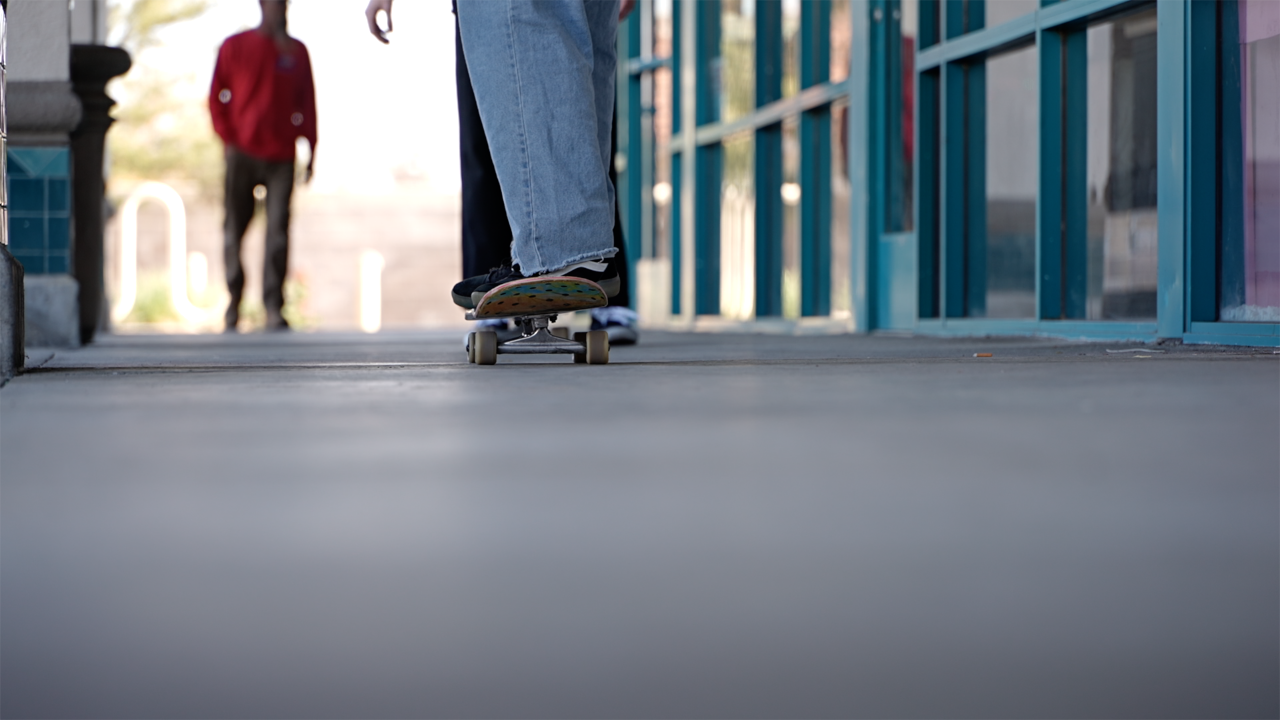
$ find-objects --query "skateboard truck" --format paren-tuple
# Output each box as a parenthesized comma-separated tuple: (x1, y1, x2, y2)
(463, 277, 610, 365)
(464, 312, 582, 355)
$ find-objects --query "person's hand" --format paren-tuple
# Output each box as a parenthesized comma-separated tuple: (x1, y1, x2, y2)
(366, 0, 394, 44)
(619, 0, 636, 20)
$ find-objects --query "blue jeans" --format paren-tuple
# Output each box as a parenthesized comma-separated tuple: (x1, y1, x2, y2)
(456, 0, 619, 274)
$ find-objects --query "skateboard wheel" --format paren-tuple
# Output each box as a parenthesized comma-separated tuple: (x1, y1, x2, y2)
(585, 330, 609, 364)
(466, 332, 476, 363)
(474, 331, 498, 365)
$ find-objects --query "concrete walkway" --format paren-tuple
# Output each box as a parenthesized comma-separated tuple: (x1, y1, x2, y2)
(2, 330, 1277, 718)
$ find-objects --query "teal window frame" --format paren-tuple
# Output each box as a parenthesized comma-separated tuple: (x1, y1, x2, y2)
(618, 0, 1279, 345)
(917, 0, 1158, 335)
(1180, 0, 1280, 346)
(618, 0, 854, 320)
(907, 0, 1278, 346)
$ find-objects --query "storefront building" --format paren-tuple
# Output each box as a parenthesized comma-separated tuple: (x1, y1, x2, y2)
(615, 0, 1279, 346)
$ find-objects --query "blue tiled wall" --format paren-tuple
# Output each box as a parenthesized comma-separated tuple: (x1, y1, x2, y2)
(7, 147, 72, 274)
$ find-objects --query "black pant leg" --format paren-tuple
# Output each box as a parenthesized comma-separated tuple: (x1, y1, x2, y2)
(261, 158, 295, 320)
(223, 149, 257, 324)
(456, 19, 512, 278)
(608, 112, 630, 308)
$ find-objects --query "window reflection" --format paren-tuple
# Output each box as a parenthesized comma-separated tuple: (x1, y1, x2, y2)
(985, 0, 1038, 27)
(830, 0, 851, 84)
(831, 101, 852, 318)
(782, 118, 801, 318)
(722, 133, 755, 319)
(783, 0, 801, 97)
(982, 45, 1038, 318)
(889, 0, 916, 232)
(721, 0, 755, 122)
(1221, 0, 1280, 322)
(653, 0, 674, 265)
(1086, 9, 1159, 319)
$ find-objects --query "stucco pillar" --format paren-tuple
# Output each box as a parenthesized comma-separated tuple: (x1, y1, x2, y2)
(0, 0, 23, 381)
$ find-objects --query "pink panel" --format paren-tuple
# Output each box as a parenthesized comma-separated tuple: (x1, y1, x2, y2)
(1243, 0, 1280, 44)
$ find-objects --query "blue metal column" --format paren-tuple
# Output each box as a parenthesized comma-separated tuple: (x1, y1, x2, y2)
(617, 10, 643, 301)
(1062, 28, 1088, 319)
(1155, 0, 1186, 338)
(1186, 0, 1218, 324)
(799, 0, 832, 317)
(916, 2, 941, 319)
(1038, 27, 1064, 320)
(693, 0, 721, 316)
(849, 0, 873, 331)
(754, 0, 784, 317)
(917, 68, 940, 318)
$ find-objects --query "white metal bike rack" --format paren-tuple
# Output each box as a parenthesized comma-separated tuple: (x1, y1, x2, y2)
(112, 181, 221, 325)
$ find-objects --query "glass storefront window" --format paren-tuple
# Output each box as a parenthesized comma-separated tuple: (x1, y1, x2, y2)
(653, 71, 673, 263)
(831, 101, 852, 318)
(721, 132, 755, 319)
(782, 117, 800, 318)
(1221, 0, 1280, 322)
(653, 0, 674, 264)
(830, 0, 851, 84)
(985, 0, 1039, 27)
(1085, 9, 1159, 319)
(721, 0, 755, 123)
(981, 44, 1038, 318)
(889, 0, 916, 232)
(783, 0, 801, 97)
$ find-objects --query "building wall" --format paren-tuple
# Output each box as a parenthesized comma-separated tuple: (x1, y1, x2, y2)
(5, 0, 75, 279)
(7, 0, 69, 82)
(70, 0, 107, 45)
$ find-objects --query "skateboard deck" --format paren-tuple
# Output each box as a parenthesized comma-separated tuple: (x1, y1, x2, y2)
(465, 277, 610, 365)
(473, 276, 608, 319)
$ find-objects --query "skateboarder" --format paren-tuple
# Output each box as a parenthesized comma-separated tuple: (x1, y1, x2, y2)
(210, 0, 316, 332)
(365, 0, 629, 338)
(451, 15, 639, 345)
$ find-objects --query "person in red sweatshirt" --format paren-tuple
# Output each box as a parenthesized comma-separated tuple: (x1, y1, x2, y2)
(209, 0, 316, 332)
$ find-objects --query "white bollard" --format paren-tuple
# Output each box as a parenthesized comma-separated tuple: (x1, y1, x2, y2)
(359, 250, 385, 334)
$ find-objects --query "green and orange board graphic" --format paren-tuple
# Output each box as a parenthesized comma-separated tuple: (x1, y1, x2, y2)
(473, 277, 608, 319)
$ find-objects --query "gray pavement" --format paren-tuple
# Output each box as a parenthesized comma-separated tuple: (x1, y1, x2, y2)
(2, 330, 1277, 719)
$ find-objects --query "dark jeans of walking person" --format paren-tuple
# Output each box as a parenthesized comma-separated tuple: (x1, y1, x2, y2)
(222, 149, 295, 331)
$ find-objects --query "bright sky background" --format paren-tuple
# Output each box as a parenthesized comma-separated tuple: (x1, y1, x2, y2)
(143, 0, 461, 196)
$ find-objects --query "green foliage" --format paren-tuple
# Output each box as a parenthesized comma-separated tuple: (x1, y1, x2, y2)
(107, 0, 222, 203)
(281, 277, 315, 330)
(232, 278, 315, 332)
(109, 0, 213, 56)
(109, 66, 225, 201)
(125, 271, 180, 324)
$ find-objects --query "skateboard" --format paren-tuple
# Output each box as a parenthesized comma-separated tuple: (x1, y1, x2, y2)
(464, 276, 610, 365)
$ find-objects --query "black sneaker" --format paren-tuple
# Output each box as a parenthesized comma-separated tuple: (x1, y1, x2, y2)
(452, 266, 522, 309)
(465, 257, 620, 308)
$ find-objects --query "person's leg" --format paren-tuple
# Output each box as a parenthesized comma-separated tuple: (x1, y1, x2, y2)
(223, 149, 257, 331)
(262, 159, 295, 329)
(456, 0, 618, 275)
(606, 110, 630, 308)
(456, 17, 514, 279)
(585, 0, 618, 210)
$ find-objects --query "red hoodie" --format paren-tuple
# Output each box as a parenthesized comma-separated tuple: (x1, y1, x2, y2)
(209, 30, 317, 163)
